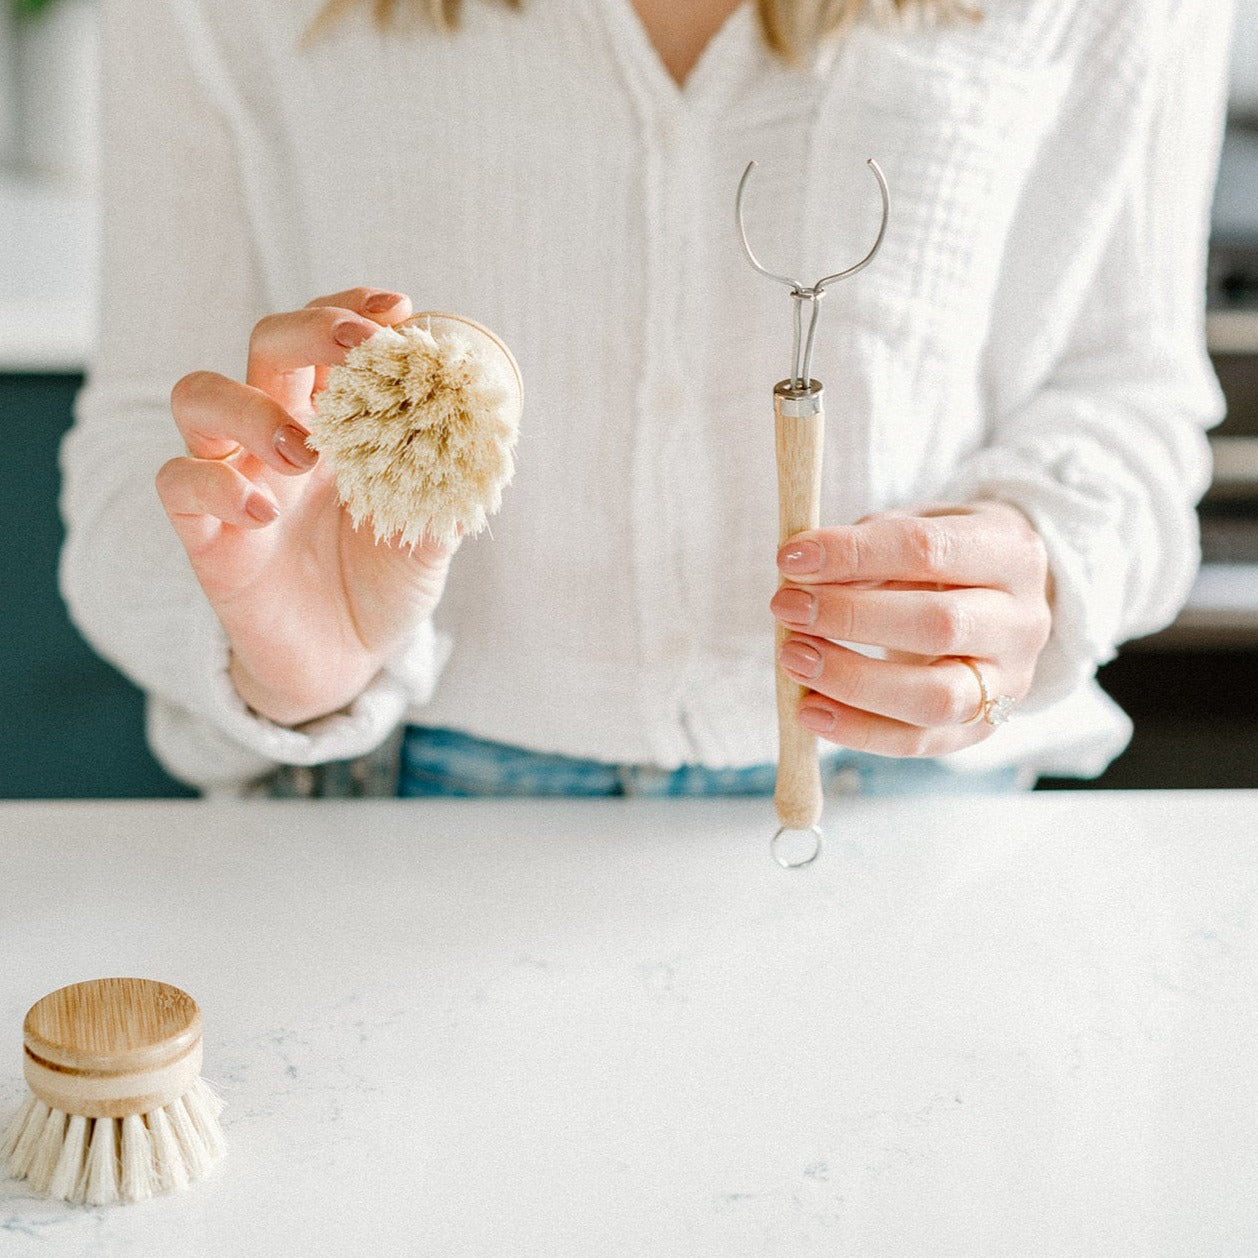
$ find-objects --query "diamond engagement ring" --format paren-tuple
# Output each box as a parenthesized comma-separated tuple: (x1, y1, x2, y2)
(956, 658, 1016, 727)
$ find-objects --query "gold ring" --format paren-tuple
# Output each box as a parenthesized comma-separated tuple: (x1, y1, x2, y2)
(956, 658, 1016, 727)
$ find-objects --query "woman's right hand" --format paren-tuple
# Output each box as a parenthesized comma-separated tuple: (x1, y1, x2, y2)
(157, 287, 456, 727)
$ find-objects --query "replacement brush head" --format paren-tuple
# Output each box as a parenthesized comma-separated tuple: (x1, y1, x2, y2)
(2, 978, 225, 1205)
(308, 312, 523, 549)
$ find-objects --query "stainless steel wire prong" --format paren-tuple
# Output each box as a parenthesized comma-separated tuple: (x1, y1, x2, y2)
(735, 160, 808, 295)
(735, 159, 890, 390)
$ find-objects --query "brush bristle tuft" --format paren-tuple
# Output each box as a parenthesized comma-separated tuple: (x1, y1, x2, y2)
(185, 1078, 228, 1160)
(84, 1117, 120, 1206)
(309, 322, 520, 549)
(2, 1083, 226, 1205)
(147, 1102, 188, 1195)
(119, 1113, 154, 1202)
(26, 1106, 67, 1195)
(46, 1112, 89, 1203)
(164, 1095, 212, 1182)
(2, 1095, 46, 1179)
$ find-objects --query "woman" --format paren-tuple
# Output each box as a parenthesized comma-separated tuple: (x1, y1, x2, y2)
(61, 0, 1231, 796)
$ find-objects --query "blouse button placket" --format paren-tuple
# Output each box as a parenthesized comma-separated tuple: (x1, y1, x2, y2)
(634, 102, 696, 762)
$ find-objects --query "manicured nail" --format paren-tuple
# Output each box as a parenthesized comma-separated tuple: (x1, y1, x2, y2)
(364, 291, 405, 312)
(274, 424, 317, 469)
(771, 587, 816, 626)
(245, 493, 280, 524)
(778, 539, 823, 574)
(779, 640, 823, 681)
(333, 320, 374, 348)
(797, 704, 835, 735)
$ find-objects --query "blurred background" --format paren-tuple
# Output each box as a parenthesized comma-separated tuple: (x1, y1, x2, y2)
(0, 2, 1255, 798)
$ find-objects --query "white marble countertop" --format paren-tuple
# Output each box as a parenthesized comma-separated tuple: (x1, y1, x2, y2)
(0, 792, 1255, 1255)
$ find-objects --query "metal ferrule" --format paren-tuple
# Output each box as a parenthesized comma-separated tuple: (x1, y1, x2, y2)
(773, 380, 823, 418)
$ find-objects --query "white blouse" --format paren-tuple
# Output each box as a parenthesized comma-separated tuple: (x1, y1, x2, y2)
(62, 0, 1232, 792)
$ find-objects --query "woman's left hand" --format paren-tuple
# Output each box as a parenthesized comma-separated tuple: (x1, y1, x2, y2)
(770, 500, 1053, 756)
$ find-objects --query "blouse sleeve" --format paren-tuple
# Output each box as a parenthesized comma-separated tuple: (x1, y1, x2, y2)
(59, 0, 441, 794)
(938, 0, 1234, 713)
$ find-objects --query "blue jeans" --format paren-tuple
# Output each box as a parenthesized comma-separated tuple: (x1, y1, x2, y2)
(398, 726, 1028, 798)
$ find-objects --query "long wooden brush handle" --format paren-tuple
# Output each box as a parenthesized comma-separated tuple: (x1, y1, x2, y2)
(774, 384, 825, 831)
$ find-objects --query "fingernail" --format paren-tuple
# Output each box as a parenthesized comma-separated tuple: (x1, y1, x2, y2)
(333, 320, 375, 348)
(364, 291, 405, 313)
(798, 704, 835, 735)
(771, 587, 816, 626)
(274, 424, 317, 469)
(245, 493, 280, 524)
(778, 539, 823, 574)
(779, 640, 823, 681)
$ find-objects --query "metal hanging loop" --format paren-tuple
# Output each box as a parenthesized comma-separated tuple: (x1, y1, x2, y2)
(735, 158, 890, 393)
(771, 825, 823, 869)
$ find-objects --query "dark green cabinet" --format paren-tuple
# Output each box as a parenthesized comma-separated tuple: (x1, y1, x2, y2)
(0, 373, 194, 798)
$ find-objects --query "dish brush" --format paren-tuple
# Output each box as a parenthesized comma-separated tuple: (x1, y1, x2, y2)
(308, 311, 524, 549)
(2, 977, 224, 1205)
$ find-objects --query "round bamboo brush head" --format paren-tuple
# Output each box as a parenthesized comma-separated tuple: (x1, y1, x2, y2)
(308, 312, 523, 549)
(2, 978, 225, 1205)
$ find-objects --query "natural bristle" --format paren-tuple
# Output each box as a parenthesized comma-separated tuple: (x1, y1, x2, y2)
(119, 1114, 153, 1202)
(2, 1082, 225, 1205)
(85, 1115, 120, 1206)
(308, 317, 522, 549)
(47, 1112, 88, 1203)
(27, 1106, 66, 1195)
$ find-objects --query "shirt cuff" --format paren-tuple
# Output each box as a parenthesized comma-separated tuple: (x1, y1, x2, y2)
(146, 616, 443, 792)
